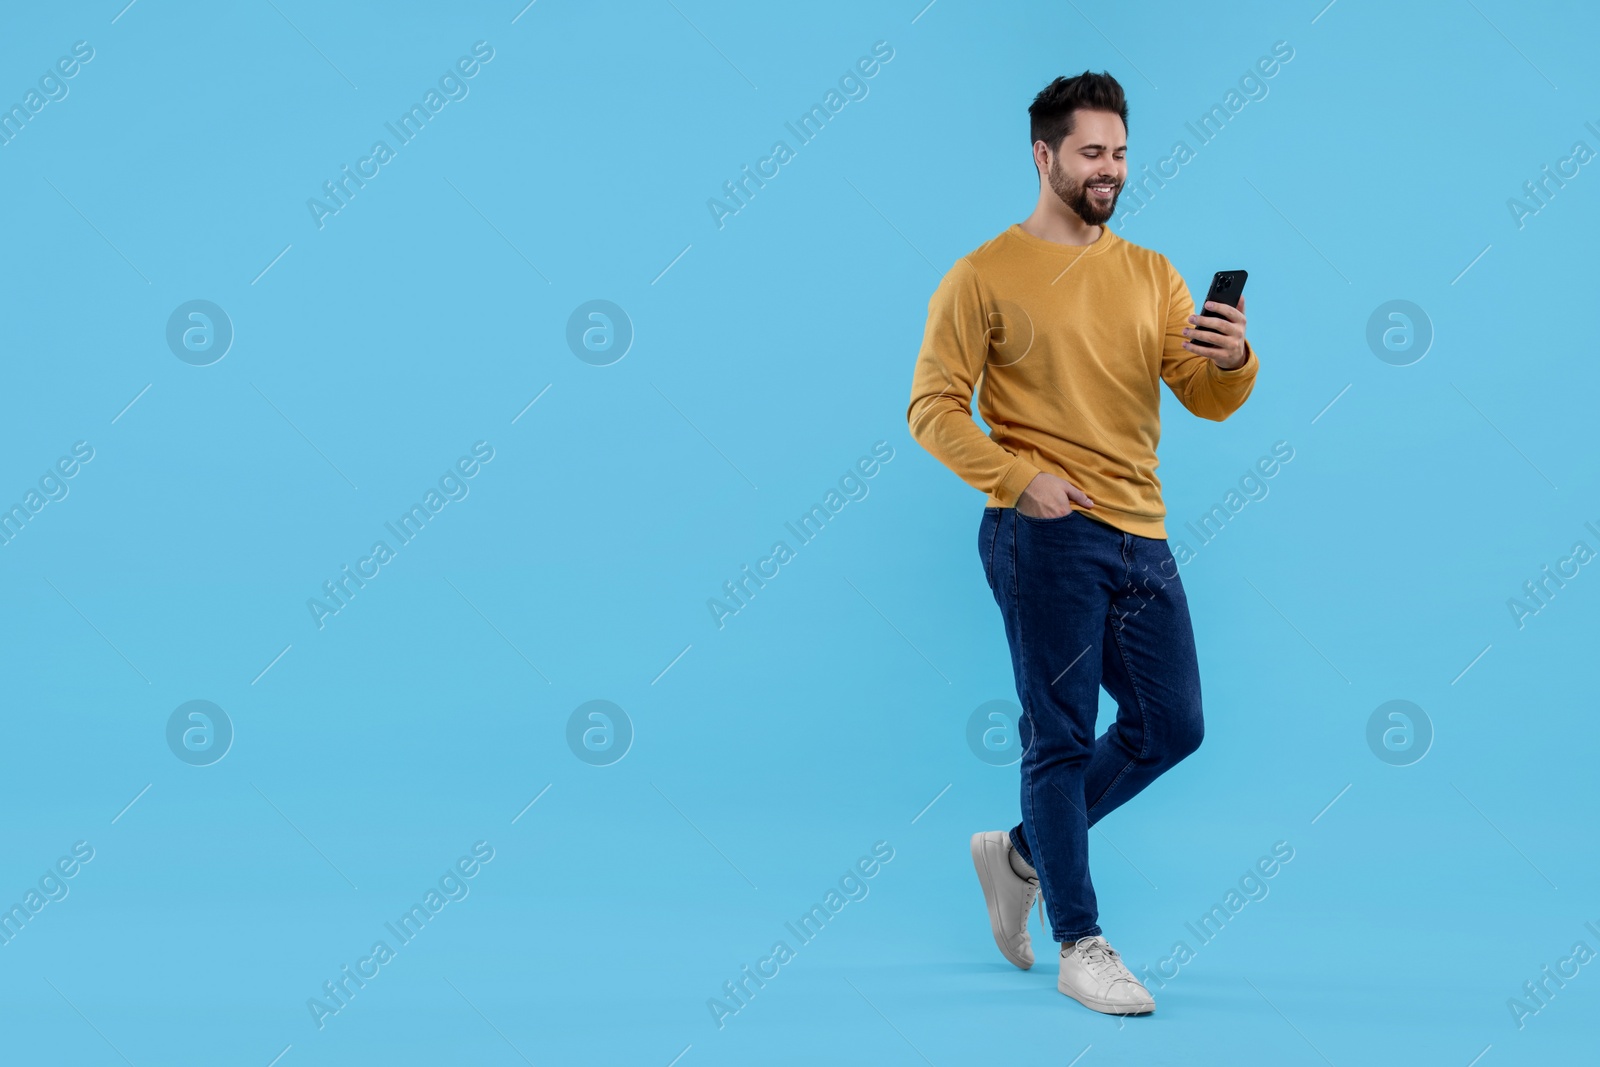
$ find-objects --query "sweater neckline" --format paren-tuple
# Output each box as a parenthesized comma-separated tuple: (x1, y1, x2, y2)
(1005, 222, 1118, 259)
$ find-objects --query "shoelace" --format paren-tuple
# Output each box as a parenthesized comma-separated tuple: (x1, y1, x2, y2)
(1073, 936, 1134, 985)
(1022, 880, 1043, 932)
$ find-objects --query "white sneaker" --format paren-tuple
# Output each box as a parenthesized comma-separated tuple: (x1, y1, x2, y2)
(1058, 935, 1155, 1014)
(969, 831, 1042, 969)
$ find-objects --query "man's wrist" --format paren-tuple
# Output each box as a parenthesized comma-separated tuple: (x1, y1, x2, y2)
(1216, 345, 1251, 372)
(1001, 460, 1046, 507)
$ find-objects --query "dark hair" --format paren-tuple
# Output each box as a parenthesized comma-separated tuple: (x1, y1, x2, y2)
(1028, 72, 1128, 159)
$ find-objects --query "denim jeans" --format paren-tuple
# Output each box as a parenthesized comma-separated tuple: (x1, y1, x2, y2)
(978, 505, 1204, 943)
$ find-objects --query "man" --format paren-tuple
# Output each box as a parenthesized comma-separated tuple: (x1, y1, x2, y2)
(906, 71, 1257, 1015)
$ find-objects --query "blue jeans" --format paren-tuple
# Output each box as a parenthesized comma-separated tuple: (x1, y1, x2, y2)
(978, 506, 1205, 943)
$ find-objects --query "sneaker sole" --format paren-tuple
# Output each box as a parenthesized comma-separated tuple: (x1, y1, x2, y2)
(1056, 981, 1155, 1015)
(969, 832, 1032, 970)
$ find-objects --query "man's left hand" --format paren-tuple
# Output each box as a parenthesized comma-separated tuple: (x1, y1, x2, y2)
(1182, 295, 1248, 369)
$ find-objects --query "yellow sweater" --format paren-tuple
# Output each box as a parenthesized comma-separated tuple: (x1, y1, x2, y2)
(906, 223, 1259, 539)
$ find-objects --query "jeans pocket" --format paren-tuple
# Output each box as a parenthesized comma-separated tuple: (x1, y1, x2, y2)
(1015, 506, 1077, 525)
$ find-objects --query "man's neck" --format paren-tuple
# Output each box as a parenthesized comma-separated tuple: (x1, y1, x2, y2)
(1019, 204, 1101, 247)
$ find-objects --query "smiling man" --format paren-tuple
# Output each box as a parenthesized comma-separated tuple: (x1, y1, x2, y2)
(906, 71, 1258, 1016)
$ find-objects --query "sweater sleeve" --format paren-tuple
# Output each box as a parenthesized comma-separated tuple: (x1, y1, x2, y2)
(906, 258, 1044, 507)
(1158, 257, 1259, 422)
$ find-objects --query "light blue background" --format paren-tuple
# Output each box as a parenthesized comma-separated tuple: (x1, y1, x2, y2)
(1, 1, 1596, 1064)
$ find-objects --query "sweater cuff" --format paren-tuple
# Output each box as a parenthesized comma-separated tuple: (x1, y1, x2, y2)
(997, 456, 1044, 507)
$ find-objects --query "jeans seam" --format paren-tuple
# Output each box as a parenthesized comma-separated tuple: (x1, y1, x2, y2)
(1110, 606, 1154, 760)
(1007, 511, 1018, 602)
(1012, 516, 1067, 940)
(1085, 611, 1153, 818)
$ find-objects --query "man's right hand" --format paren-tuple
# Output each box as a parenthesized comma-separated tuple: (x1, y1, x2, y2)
(1016, 472, 1094, 519)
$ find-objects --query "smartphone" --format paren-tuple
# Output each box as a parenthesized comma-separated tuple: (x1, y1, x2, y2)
(1189, 270, 1247, 349)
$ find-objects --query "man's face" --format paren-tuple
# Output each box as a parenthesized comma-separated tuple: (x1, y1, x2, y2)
(1043, 109, 1127, 225)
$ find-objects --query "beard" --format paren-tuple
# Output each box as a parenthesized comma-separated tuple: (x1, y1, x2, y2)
(1049, 157, 1120, 225)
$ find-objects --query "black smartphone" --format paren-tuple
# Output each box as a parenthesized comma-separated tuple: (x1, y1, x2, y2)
(1189, 270, 1247, 349)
